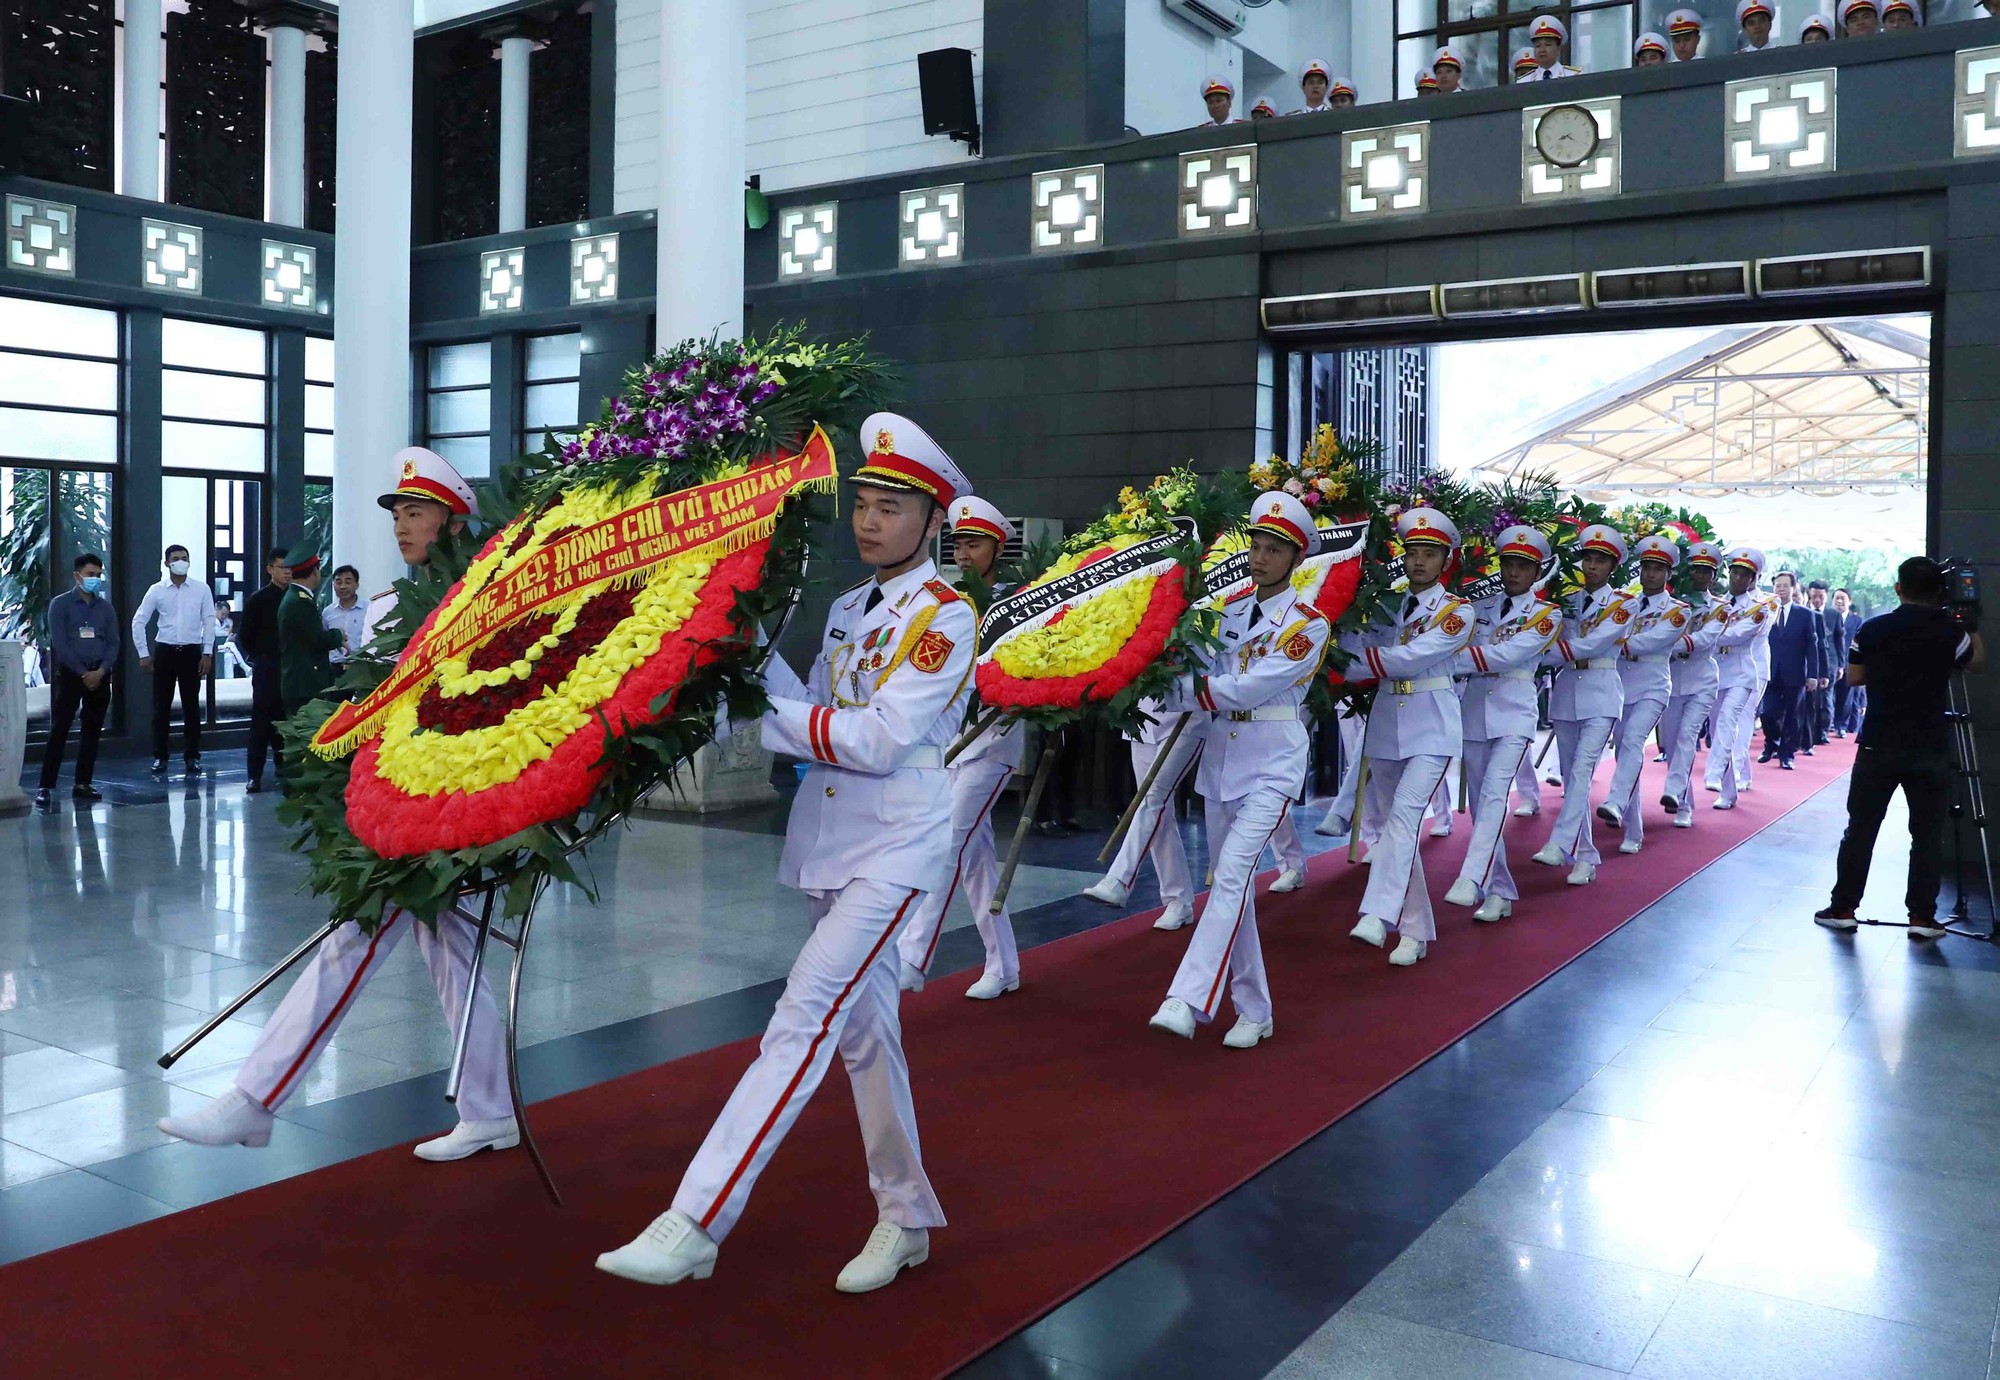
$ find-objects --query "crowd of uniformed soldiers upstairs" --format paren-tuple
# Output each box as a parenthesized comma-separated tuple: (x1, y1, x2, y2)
(1193, 1, 1980, 129)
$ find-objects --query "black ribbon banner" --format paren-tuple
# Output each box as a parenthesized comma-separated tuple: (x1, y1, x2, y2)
(1458, 554, 1560, 606)
(981, 518, 1196, 647)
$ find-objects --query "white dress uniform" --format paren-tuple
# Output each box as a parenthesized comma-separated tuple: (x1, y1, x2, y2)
(1706, 548, 1775, 811)
(1735, 0, 1774, 49)
(896, 497, 1024, 998)
(668, 421, 976, 1252)
(1097, 699, 1203, 917)
(1292, 57, 1334, 114)
(1666, 8, 1705, 55)
(1445, 527, 1562, 918)
(1344, 509, 1476, 962)
(1537, 527, 1633, 877)
(160, 448, 519, 1159)
(1315, 699, 1367, 835)
(1150, 495, 1329, 1043)
(1722, 589, 1774, 790)
(1525, 14, 1581, 77)
(1601, 536, 1695, 853)
(1660, 542, 1728, 823)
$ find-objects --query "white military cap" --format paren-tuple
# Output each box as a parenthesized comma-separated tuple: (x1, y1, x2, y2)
(1736, 0, 1774, 23)
(1495, 525, 1553, 564)
(1686, 540, 1726, 571)
(949, 495, 1014, 545)
(1879, 0, 1920, 21)
(1396, 506, 1459, 551)
(1726, 545, 1767, 577)
(1529, 14, 1568, 43)
(1251, 97, 1277, 117)
(1202, 74, 1234, 100)
(1512, 45, 1539, 76)
(1415, 69, 1440, 92)
(854, 412, 969, 507)
(1329, 75, 1357, 100)
(1800, 10, 1835, 36)
(1634, 31, 1669, 59)
(379, 445, 480, 519)
(1634, 533, 1680, 567)
(1248, 492, 1317, 553)
(1576, 524, 1628, 564)
(1665, 7, 1704, 35)
(1430, 44, 1464, 72)
(1299, 58, 1331, 85)
(1837, 0, 1877, 21)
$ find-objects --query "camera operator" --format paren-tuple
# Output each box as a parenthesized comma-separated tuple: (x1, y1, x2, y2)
(1817, 557, 1983, 937)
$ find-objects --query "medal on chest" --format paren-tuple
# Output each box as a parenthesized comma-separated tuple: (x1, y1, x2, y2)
(856, 621, 898, 675)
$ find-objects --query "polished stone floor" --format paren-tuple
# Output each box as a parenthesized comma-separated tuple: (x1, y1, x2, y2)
(7, 749, 1999, 1380)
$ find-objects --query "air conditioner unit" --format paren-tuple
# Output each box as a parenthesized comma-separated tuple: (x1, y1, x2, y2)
(1165, 0, 1247, 38)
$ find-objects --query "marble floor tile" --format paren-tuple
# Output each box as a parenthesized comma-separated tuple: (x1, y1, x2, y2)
(0, 1137, 73, 1188)
(0, 1045, 142, 1115)
(0, 1080, 213, 1167)
(1632, 1279, 1989, 1380)
(1269, 1308, 1624, 1380)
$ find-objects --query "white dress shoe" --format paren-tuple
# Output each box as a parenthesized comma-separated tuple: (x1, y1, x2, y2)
(1617, 840, 1643, 855)
(1360, 848, 1376, 865)
(964, 973, 1019, 1000)
(1148, 997, 1196, 1039)
(1349, 915, 1388, 948)
(1083, 878, 1129, 907)
(1512, 803, 1541, 818)
(1543, 774, 1563, 787)
(1531, 843, 1567, 867)
(1221, 1017, 1273, 1049)
(898, 960, 926, 993)
(1428, 821, 1453, 838)
(1740, 780, 1754, 792)
(836, 1221, 929, 1294)
(1473, 895, 1512, 922)
(414, 1116, 519, 1162)
(158, 1087, 274, 1148)
(1672, 813, 1694, 828)
(1153, 898, 1195, 931)
(1712, 799, 1735, 811)
(1315, 812, 1350, 837)
(1269, 868, 1306, 894)
(1567, 862, 1596, 885)
(1596, 804, 1623, 828)
(1388, 936, 1427, 966)
(596, 1208, 718, 1285)
(1443, 877, 1480, 908)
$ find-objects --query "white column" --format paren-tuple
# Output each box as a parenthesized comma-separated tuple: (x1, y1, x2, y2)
(121, 0, 162, 200)
(332, 0, 415, 587)
(497, 33, 533, 234)
(267, 20, 309, 227)
(655, 0, 745, 346)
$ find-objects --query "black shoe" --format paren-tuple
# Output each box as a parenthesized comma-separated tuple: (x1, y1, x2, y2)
(1757, 752, 1776, 764)
(34, 788, 52, 811)
(245, 779, 264, 795)
(151, 758, 169, 775)
(71, 784, 101, 802)
(1779, 759, 1795, 771)
(1802, 747, 1815, 756)
(183, 758, 204, 776)
(1814, 906, 1859, 932)
(1033, 820, 1070, 838)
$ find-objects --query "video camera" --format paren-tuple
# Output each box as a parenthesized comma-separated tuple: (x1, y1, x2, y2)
(1937, 558, 1982, 631)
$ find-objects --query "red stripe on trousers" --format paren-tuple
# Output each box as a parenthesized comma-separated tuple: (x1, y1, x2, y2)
(262, 909, 399, 1109)
(700, 887, 918, 1231)
(1201, 803, 1290, 1017)
(1399, 761, 1449, 915)
(1480, 740, 1533, 889)
(1114, 741, 1200, 891)
(918, 772, 1010, 970)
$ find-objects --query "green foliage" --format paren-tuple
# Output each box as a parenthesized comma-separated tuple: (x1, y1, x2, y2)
(0, 468, 52, 645)
(1766, 546, 1899, 615)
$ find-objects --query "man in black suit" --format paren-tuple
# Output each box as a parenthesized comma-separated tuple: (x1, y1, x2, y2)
(1831, 588, 1866, 736)
(1805, 580, 1841, 749)
(235, 547, 292, 794)
(1757, 571, 1828, 769)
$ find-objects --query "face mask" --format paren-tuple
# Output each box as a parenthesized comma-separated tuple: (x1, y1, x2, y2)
(80, 576, 103, 594)
(168, 560, 190, 577)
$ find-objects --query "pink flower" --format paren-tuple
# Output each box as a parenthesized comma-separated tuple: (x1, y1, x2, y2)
(1283, 478, 1305, 496)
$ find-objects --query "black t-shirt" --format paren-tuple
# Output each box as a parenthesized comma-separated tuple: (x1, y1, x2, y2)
(1849, 604, 1974, 755)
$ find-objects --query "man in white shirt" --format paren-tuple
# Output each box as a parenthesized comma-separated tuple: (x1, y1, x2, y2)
(1525, 15, 1581, 79)
(130, 542, 215, 776)
(323, 563, 367, 667)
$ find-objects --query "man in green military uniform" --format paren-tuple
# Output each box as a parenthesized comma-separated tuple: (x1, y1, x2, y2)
(277, 545, 346, 716)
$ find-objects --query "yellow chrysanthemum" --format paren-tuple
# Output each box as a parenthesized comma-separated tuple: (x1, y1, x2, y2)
(992, 574, 1156, 680)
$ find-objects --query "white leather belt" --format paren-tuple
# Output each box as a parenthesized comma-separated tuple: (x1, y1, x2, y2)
(1629, 655, 1670, 665)
(1222, 707, 1298, 722)
(1497, 667, 1536, 680)
(903, 745, 945, 769)
(1717, 646, 1738, 655)
(1389, 676, 1452, 695)
(1575, 658, 1619, 670)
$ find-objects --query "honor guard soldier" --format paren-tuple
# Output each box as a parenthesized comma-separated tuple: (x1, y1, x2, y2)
(600, 413, 975, 1295)
(276, 544, 346, 717)
(1660, 540, 1728, 827)
(1147, 493, 1328, 1046)
(160, 445, 518, 1166)
(1839, 0, 1878, 36)
(1526, 15, 1580, 79)
(1200, 75, 1241, 126)
(1415, 69, 1441, 96)
(1531, 525, 1632, 886)
(896, 495, 1024, 1000)
(1329, 76, 1358, 109)
(1431, 45, 1465, 93)
(1341, 508, 1476, 966)
(1801, 11, 1835, 41)
(1315, 697, 1367, 836)
(1443, 526, 1562, 923)
(1737, 0, 1777, 50)
(1598, 535, 1692, 855)
(1251, 97, 1278, 120)
(1706, 546, 1773, 811)
(1881, 0, 1920, 29)
(1089, 696, 1200, 930)
(1666, 8, 1705, 58)
(1295, 59, 1335, 114)
(1634, 32, 1670, 66)
(1513, 46, 1541, 80)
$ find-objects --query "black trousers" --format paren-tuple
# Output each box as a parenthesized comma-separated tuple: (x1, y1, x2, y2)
(1810, 684, 1835, 743)
(1836, 680, 1867, 734)
(1831, 744, 1953, 920)
(246, 659, 283, 781)
(150, 642, 204, 761)
(1760, 679, 1807, 761)
(40, 668, 111, 789)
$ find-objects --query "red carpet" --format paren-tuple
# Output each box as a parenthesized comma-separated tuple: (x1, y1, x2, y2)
(0, 744, 1851, 1379)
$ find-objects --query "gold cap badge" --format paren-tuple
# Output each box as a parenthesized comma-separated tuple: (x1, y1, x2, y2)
(873, 428, 895, 454)
(401, 459, 418, 480)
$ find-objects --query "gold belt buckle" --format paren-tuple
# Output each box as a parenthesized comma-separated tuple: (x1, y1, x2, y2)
(1228, 710, 1252, 722)
(1391, 678, 1415, 695)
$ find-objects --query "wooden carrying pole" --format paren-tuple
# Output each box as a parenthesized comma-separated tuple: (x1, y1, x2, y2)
(990, 740, 1059, 915)
(944, 708, 1002, 767)
(1096, 713, 1190, 865)
(1346, 753, 1370, 863)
